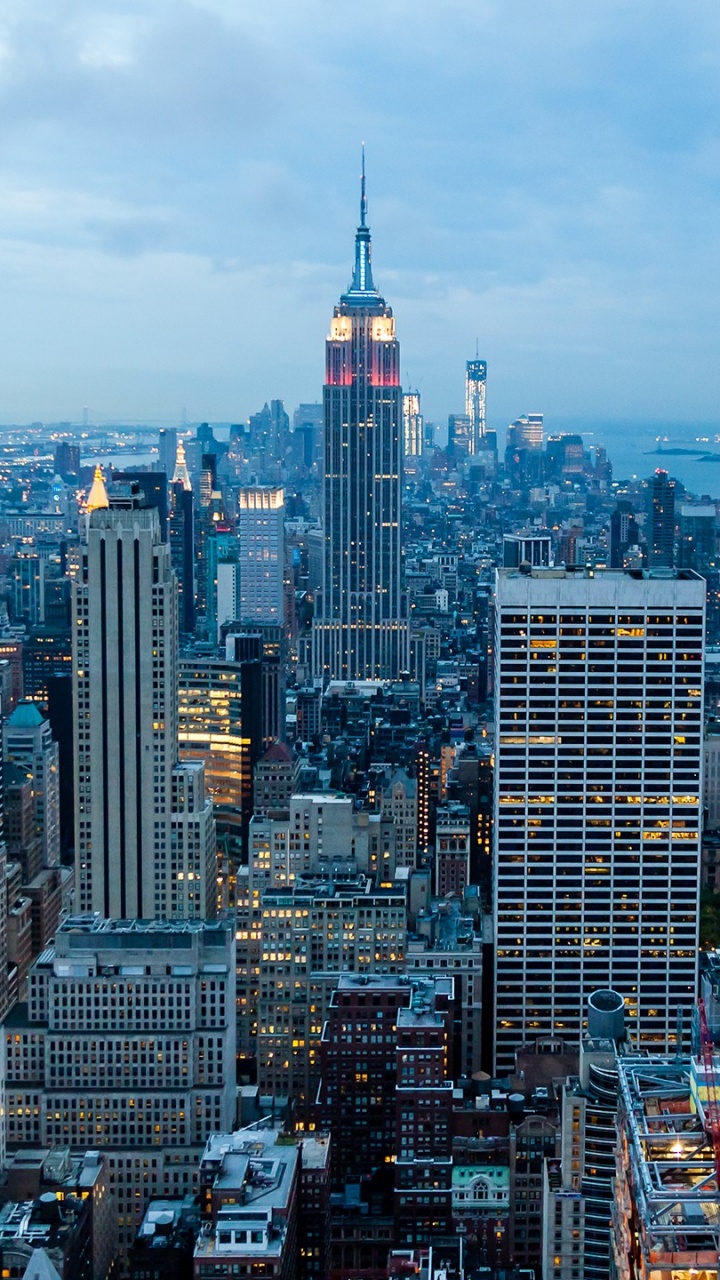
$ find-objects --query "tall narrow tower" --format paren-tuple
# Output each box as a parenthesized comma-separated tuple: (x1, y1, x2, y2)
(170, 439, 196, 635)
(651, 468, 676, 568)
(73, 484, 215, 920)
(465, 357, 487, 451)
(313, 158, 408, 681)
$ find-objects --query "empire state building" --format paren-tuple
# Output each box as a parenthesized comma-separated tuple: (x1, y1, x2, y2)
(313, 165, 409, 681)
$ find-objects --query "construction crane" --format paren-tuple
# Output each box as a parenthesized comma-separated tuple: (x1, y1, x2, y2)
(697, 998, 720, 1192)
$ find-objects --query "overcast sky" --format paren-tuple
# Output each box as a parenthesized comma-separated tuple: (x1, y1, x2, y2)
(0, 0, 719, 430)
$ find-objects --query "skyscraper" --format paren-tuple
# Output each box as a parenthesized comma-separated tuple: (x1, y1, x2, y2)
(73, 481, 215, 919)
(465, 357, 487, 450)
(402, 390, 423, 456)
(3, 701, 60, 869)
(313, 160, 408, 681)
(169, 439, 196, 635)
(158, 426, 178, 481)
(493, 565, 704, 1072)
(238, 485, 285, 626)
(506, 412, 544, 453)
(650, 468, 676, 567)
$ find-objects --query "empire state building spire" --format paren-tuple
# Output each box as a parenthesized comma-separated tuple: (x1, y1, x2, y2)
(346, 146, 376, 298)
(313, 161, 409, 683)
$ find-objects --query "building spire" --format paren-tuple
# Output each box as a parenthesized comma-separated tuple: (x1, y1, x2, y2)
(360, 142, 367, 228)
(349, 145, 375, 295)
(172, 438, 192, 491)
(86, 464, 109, 513)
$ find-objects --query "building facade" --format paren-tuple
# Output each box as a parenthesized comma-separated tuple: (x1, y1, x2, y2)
(4, 916, 236, 1266)
(493, 566, 704, 1072)
(238, 486, 285, 627)
(73, 498, 215, 920)
(465, 358, 487, 451)
(3, 701, 60, 870)
(402, 391, 423, 457)
(313, 166, 408, 682)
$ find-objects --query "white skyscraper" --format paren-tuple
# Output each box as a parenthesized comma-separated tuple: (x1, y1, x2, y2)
(238, 486, 285, 626)
(465, 358, 487, 451)
(402, 390, 423, 456)
(73, 491, 215, 919)
(493, 566, 704, 1071)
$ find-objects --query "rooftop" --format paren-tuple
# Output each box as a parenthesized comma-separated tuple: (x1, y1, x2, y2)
(258, 742, 294, 764)
(497, 565, 703, 583)
(7, 699, 45, 728)
(616, 1054, 720, 1269)
(453, 1165, 510, 1189)
(300, 1135, 331, 1171)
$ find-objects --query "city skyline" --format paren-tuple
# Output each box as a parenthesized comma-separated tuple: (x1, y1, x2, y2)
(0, 2, 718, 426)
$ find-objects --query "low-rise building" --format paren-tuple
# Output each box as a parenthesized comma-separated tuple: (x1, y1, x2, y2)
(195, 1123, 300, 1280)
(0, 1147, 117, 1280)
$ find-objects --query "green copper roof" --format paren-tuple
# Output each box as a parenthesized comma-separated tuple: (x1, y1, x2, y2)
(7, 700, 45, 728)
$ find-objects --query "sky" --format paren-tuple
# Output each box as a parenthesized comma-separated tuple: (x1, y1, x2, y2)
(0, 0, 719, 431)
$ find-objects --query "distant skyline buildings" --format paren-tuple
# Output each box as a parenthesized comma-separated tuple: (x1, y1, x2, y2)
(402, 390, 423, 456)
(465, 358, 487, 450)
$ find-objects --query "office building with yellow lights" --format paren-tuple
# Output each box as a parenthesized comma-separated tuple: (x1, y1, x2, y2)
(494, 566, 704, 1072)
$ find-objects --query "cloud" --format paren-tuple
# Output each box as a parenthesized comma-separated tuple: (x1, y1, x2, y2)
(0, 0, 718, 425)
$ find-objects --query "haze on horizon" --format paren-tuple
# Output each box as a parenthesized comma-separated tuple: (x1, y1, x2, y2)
(0, 0, 718, 432)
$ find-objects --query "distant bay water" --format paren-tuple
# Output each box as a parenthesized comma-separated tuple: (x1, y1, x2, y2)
(555, 420, 720, 500)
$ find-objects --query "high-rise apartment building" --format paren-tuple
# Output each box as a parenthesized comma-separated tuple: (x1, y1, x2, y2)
(313, 164, 408, 681)
(238, 486, 285, 627)
(493, 566, 704, 1072)
(252, 880, 406, 1109)
(252, 742, 300, 816)
(465, 358, 487, 451)
(4, 915, 236, 1266)
(206, 524, 238, 641)
(73, 490, 215, 919)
